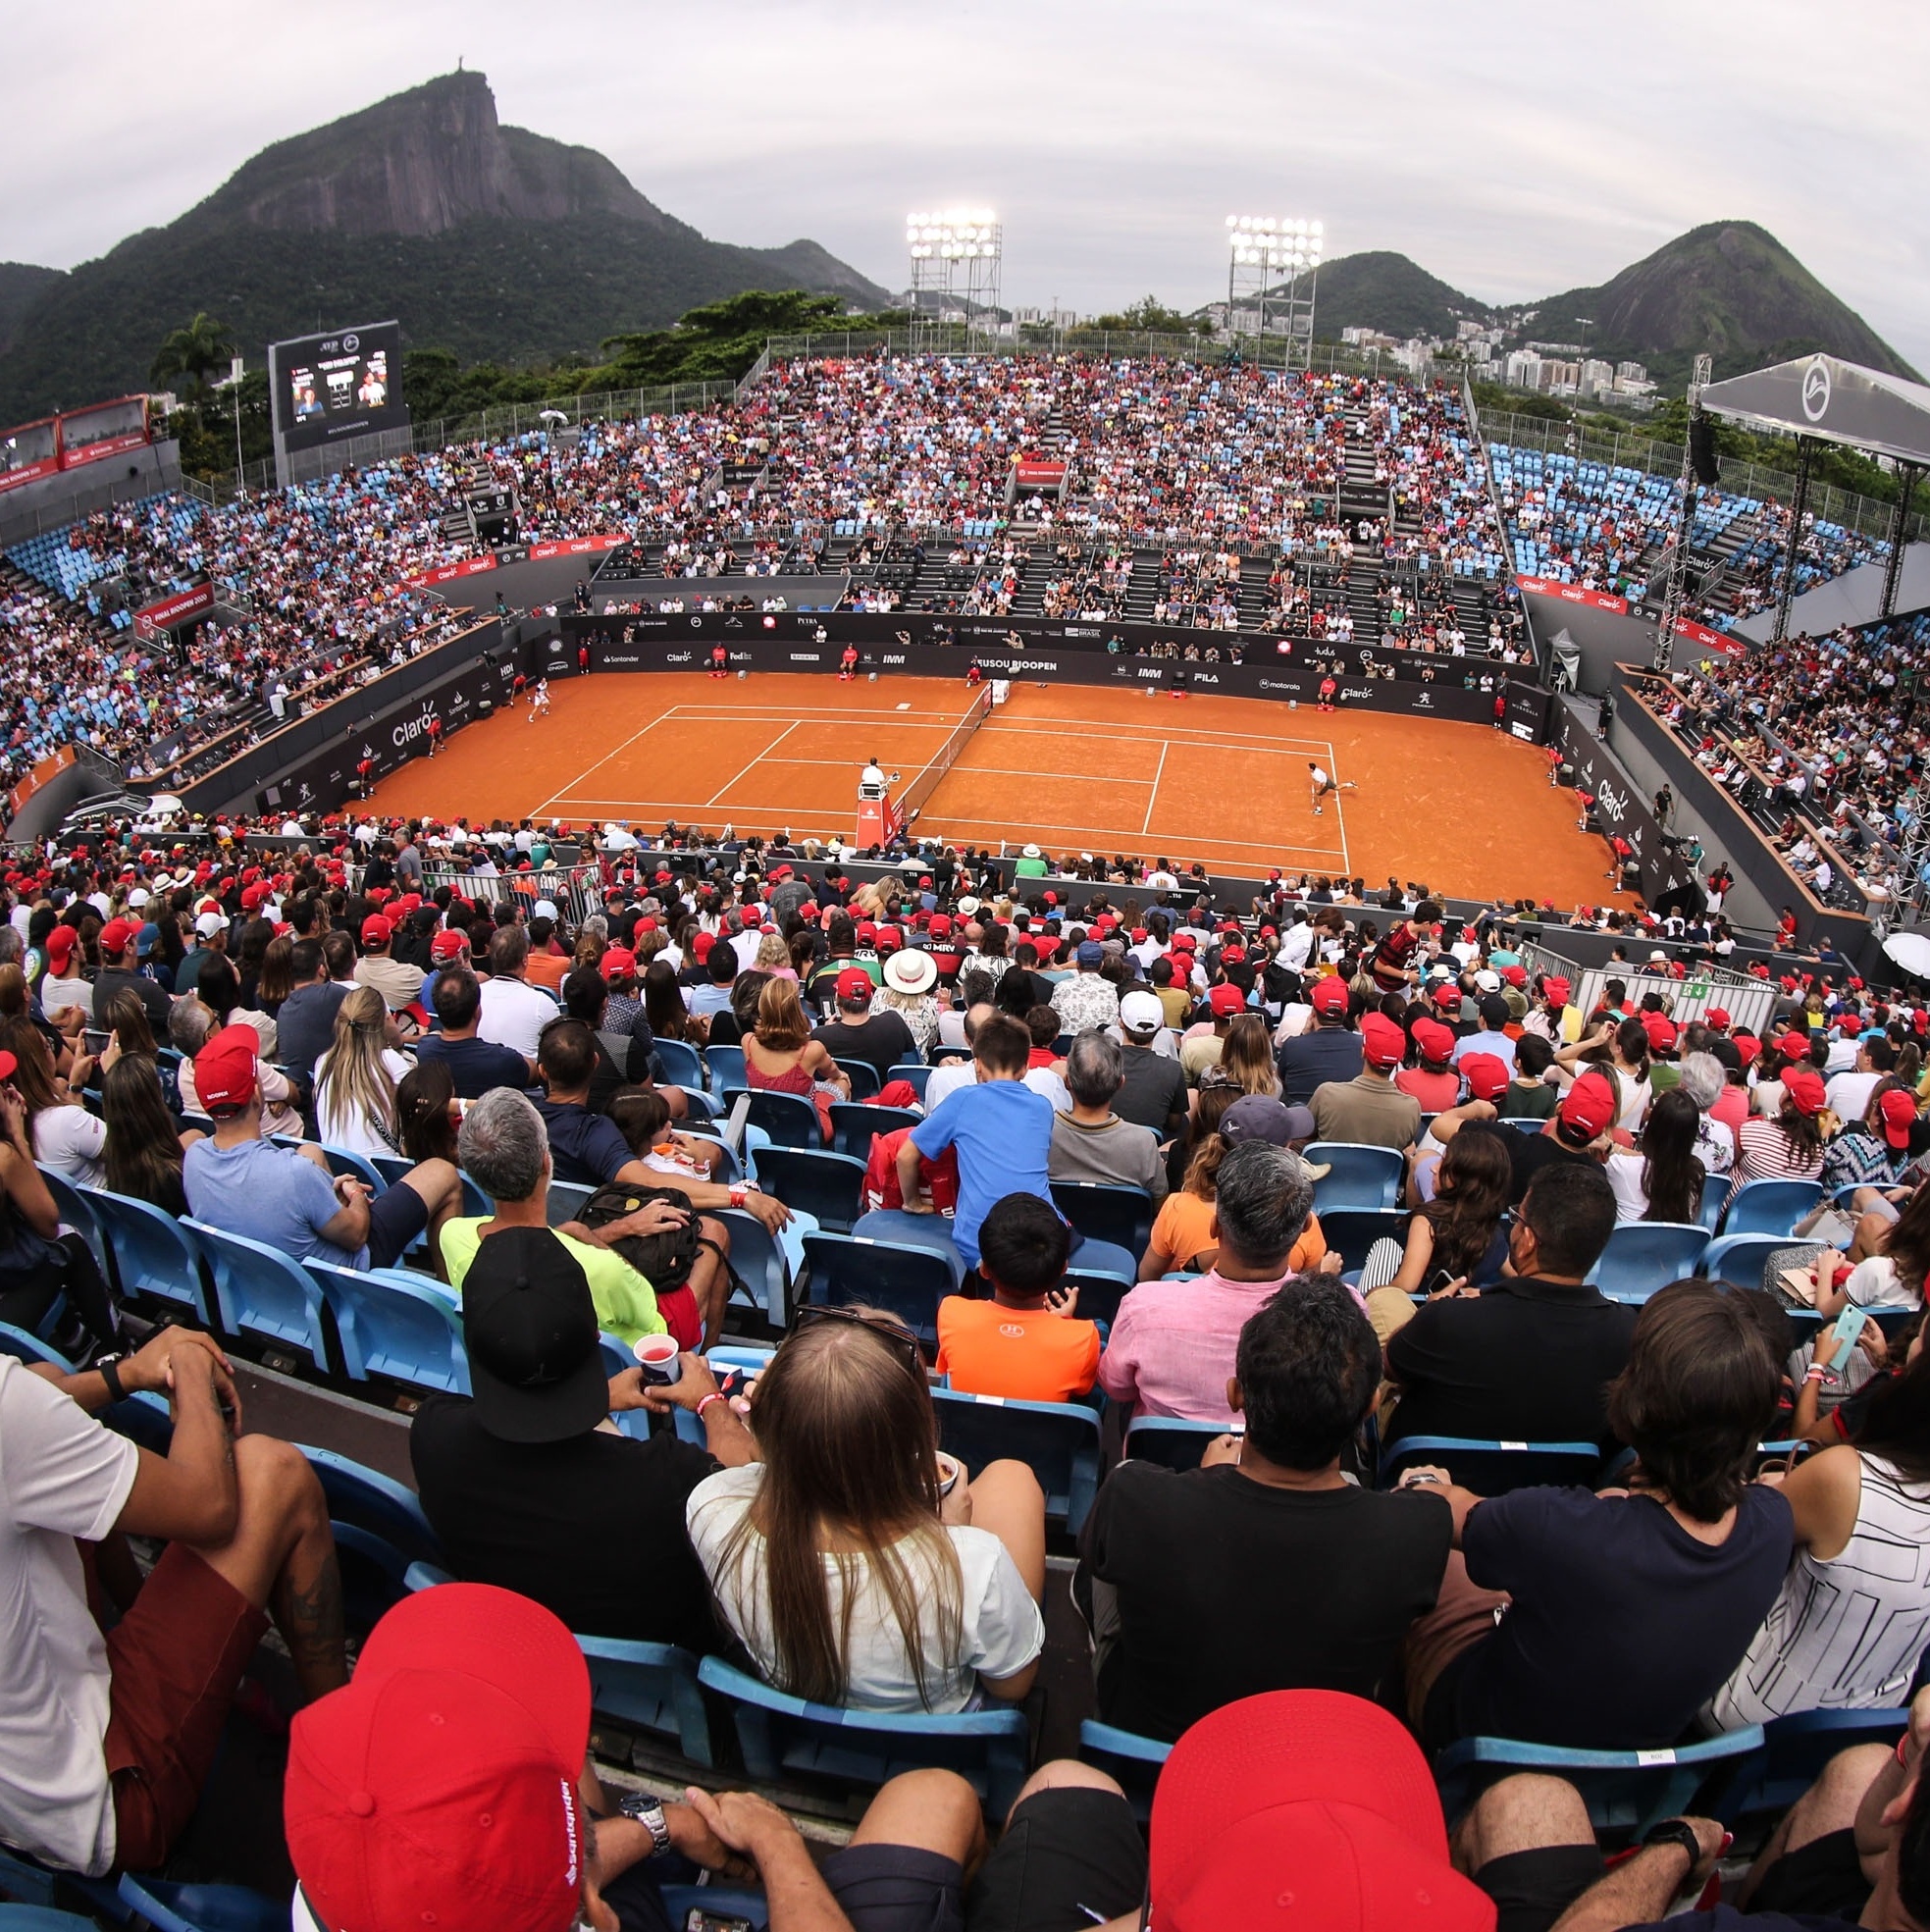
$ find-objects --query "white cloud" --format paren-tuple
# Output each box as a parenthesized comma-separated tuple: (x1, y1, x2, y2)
(3, 0, 1925, 368)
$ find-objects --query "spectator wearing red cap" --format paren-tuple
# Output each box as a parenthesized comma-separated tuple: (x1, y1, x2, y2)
(1733, 1063, 1829, 1199)
(810, 966, 917, 1087)
(1177, 982, 1250, 1088)
(1820, 1081, 1923, 1201)
(93, 915, 170, 1033)
(1310, 1012, 1423, 1152)
(38, 923, 91, 1025)
(1522, 973, 1572, 1042)
(351, 913, 424, 1014)
(1, 1324, 344, 1877)
(1276, 975, 1362, 1107)
(1397, 1017, 1464, 1114)
(183, 1023, 462, 1274)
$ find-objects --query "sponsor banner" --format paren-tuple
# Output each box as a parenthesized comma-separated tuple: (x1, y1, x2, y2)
(407, 554, 499, 590)
(0, 455, 61, 496)
(61, 429, 148, 469)
(1014, 460, 1067, 487)
(133, 582, 215, 639)
(1674, 618, 1745, 658)
(529, 535, 627, 561)
(7, 747, 75, 820)
(1516, 574, 1629, 616)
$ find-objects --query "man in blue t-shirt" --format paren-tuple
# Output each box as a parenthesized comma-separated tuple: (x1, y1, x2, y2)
(530, 1018, 644, 1187)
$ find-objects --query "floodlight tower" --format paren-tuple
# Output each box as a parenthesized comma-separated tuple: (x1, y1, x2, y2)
(1225, 217, 1323, 371)
(907, 209, 1003, 351)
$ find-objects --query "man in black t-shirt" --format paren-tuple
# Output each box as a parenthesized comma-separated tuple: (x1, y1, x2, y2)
(809, 966, 915, 1084)
(1114, 991, 1189, 1139)
(94, 916, 171, 1032)
(1435, 1065, 1615, 1207)
(1079, 1278, 1451, 1742)
(410, 1225, 754, 1649)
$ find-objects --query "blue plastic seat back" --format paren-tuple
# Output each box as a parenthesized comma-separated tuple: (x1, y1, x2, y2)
(719, 1205, 800, 1327)
(1064, 1268, 1134, 1327)
(886, 1064, 931, 1099)
(87, 1187, 215, 1324)
(828, 1102, 922, 1163)
(696, 1656, 1029, 1814)
(1381, 1436, 1604, 1494)
(1711, 1706, 1908, 1824)
(1590, 1223, 1709, 1304)
(1699, 1171, 1730, 1231)
(1050, 1181, 1154, 1256)
(314, 1145, 388, 1192)
(311, 1262, 469, 1393)
(1306, 1143, 1405, 1211)
(578, 1635, 714, 1767)
(933, 1389, 1102, 1533)
(835, 1059, 882, 1101)
(299, 1444, 445, 1630)
(1124, 1416, 1229, 1472)
(546, 1179, 596, 1227)
(745, 1089, 823, 1149)
(370, 1154, 415, 1190)
(186, 1221, 333, 1367)
(803, 1231, 957, 1344)
(110, 1877, 287, 1932)
(1314, 1208, 1411, 1273)
(36, 1168, 108, 1279)
(706, 1043, 748, 1095)
(752, 1147, 867, 1232)
(1698, 1234, 1799, 1295)
(1077, 1718, 1172, 1819)
(651, 1037, 704, 1087)
(1722, 1179, 1823, 1238)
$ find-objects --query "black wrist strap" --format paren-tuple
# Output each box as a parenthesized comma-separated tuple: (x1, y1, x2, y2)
(97, 1358, 125, 1404)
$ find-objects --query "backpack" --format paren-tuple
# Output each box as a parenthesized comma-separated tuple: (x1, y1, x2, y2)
(862, 1125, 960, 1215)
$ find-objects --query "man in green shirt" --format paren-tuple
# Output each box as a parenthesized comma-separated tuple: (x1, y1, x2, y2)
(1015, 842, 1051, 879)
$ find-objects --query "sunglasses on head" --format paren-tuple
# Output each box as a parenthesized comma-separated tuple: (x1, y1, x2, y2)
(792, 1303, 926, 1378)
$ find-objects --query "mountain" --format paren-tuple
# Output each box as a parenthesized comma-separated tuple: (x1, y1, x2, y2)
(0, 72, 893, 422)
(0, 264, 63, 361)
(1506, 221, 1918, 386)
(1312, 251, 1492, 343)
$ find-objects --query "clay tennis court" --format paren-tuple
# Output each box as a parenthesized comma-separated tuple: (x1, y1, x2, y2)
(367, 673, 1630, 905)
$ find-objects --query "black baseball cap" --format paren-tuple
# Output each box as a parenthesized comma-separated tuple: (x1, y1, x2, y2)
(462, 1227, 609, 1443)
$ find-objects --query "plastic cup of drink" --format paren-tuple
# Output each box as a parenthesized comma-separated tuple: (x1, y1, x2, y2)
(634, 1334, 681, 1384)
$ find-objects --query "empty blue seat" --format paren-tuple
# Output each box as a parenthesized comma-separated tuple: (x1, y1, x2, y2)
(745, 1089, 824, 1149)
(1051, 1180, 1154, 1257)
(696, 1656, 1029, 1813)
(1305, 1143, 1405, 1211)
(186, 1221, 333, 1367)
(1698, 1234, 1800, 1296)
(1712, 1706, 1908, 1824)
(835, 1059, 882, 1101)
(886, 1064, 931, 1099)
(1379, 1436, 1604, 1493)
(1722, 1179, 1823, 1238)
(706, 1043, 748, 1095)
(86, 1187, 216, 1325)
(1313, 1208, 1410, 1274)
(803, 1231, 961, 1345)
(1434, 1726, 1766, 1835)
(546, 1179, 596, 1227)
(932, 1389, 1102, 1533)
(1699, 1171, 1730, 1231)
(752, 1147, 867, 1232)
(828, 1102, 921, 1163)
(1124, 1415, 1230, 1471)
(1077, 1718, 1171, 1818)
(578, 1635, 714, 1767)
(651, 1037, 704, 1088)
(1590, 1223, 1708, 1304)
(311, 1262, 469, 1393)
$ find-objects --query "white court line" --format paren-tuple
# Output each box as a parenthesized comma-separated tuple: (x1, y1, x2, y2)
(989, 713, 1342, 749)
(705, 719, 802, 808)
(532, 704, 683, 817)
(1328, 740, 1352, 874)
(968, 723, 1330, 759)
(1142, 740, 1170, 835)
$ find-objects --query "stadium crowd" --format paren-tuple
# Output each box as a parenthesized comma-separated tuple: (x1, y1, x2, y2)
(2, 804, 1929, 1931)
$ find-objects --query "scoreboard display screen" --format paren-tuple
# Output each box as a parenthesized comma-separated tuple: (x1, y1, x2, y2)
(270, 321, 408, 452)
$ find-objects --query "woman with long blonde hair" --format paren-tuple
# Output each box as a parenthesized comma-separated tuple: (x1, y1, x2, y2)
(744, 976, 848, 1141)
(686, 1306, 1045, 1710)
(314, 985, 412, 1155)
(1219, 1012, 1281, 1098)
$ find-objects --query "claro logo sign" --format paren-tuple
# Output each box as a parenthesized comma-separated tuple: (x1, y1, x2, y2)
(392, 708, 439, 749)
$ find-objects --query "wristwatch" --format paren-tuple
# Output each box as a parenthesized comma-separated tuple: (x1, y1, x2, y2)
(94, 1354, 127, 1404)
(616, 1792, 672, 1859)
(1640, 1818, 1704, 1866)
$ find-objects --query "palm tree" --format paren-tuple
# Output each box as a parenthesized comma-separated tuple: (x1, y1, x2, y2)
(149, 313, 236, 401)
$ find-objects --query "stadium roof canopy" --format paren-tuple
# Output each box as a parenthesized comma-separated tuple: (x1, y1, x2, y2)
(1699, 353, 1930, 469)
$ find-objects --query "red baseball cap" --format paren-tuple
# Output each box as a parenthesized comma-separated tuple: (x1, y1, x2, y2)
(1500, 965, 1527, 987)
(429, 929, 468, 963)
(1782, 1067, 1827, 1116)
(99, 917, 137, 955)
(1540, 976, 1571, 1006)
(600, 947, 637, 981)
(1879, 1088, 1917, 1150)
(928, 914, 953, 938)
(361, 914, 393, 947)
(1559, 1070, 1618, 1140)
(1360, 1012, 1405, 1069)
(1412, 1018, 1455, 1062)
(1776, 1031, 1813, 1060)
(45, 925, 76, 968)
(691, 930, 716, 961)
(194, 1023, 259, 1113)
(836, 966, 873, 1004)
(1461, 1052, 1510, 1101)
(1433, 981, 1462, 1012)
(856, 920, 878, 943)
(1704, 1008, 1732, 1029)
(1641, 1013, 1678, 1053)
(1731, 1029, 1760, 1060)
(874, 925, 901, 955)
(1208, 983, 1245, 1017)
(1309, 976, 1350, 1017)
(286, 1584, 590, 1932)
(1149, 1691, 1493, 1932)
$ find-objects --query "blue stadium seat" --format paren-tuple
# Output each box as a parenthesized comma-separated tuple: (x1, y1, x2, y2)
(369, 1154, 415, 1191)
(1379, 1436, 1604, 1494)
(696, 1656, 1030, 1813)
(106, 1877, 287, 1932)
(828, 1102, 921, 1162)
(312, 1145, 389, 1192)
(1699, 1171, 1730, 1232)
(932, 1389, 1102, 1533)
(1434, 1726, 1767, 1835)
(1711, 1706, 1908, 1825)
(36, 1167, 108, 1281)
(650, 1037, 704, 1088)
(1589, 1223, 1709, 1304)
(1051, 1181, 1154, 1257)
(186, 1221, 332, 1368)
(1077, 1718, 1171, 1818)
(719, 1205, 817, 1328)
(751, 1147, 867, 1232)
(299, 1445, 445, 1630)
(886, 1064, 932, 1100)
(1063, 1269, 1135, 1327)
(1698, 1234, 1801, 1295)
(0, 1909, 97, 1932)
(578, 1635, 714, 1767)
(744, 1090, 824, 1149)
(705, 1043, 748, 1095)
(1722, 1179, 1823, 1238)
(803, 1231, 960, 1345)
(1312, 1208, 1411, 1273)
(1305, 1143, 1405, 1211)
(310, 1262, 469, 1393)
(546, 1179, 596, 1226)
(87, 1188, 216, 1326)
(834, 1059, 882, 1101)
(1124, 1416, 1231, 1471)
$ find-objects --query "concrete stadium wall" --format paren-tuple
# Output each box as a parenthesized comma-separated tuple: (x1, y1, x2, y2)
(0, 441, 183, 549)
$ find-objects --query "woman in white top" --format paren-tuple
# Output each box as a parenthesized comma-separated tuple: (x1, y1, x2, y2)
(872, 948, 941, 1058)
(1604, 1089, 1706, 1226)
(2, 1017, 106, 1186)
(314, 986, 413, 1157)
(1707, 1332, 1930, 1729)
(686, 1305, 1046, 1714)
(1552, 1017, 1652, 1133)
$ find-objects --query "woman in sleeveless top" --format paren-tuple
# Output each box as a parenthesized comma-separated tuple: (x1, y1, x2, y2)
(745, 977, 849, 1142)
(1705, 1333, 1930, 1730)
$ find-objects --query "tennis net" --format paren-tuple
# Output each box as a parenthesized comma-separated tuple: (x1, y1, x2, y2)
(897, 686, 995, 828)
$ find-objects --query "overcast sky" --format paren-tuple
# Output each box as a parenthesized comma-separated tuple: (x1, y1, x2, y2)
(7, 0, 1927, 368)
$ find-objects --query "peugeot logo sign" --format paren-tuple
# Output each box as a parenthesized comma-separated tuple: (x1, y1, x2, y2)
(1801, 358, 1831, 423)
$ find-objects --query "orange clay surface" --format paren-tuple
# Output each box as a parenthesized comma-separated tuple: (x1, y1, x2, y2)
(367, 672, 1634, 906)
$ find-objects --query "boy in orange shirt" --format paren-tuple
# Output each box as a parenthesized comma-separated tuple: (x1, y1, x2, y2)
(935, 1192, 1102, 1404)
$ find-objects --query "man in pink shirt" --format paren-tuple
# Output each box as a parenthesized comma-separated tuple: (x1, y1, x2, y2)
(1101, 1141, 1345, 1424)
